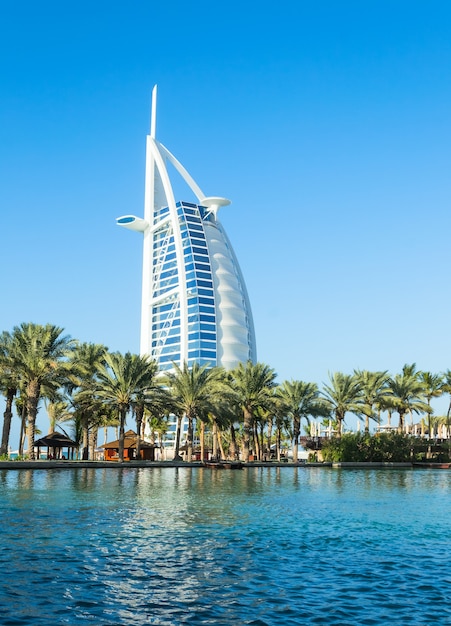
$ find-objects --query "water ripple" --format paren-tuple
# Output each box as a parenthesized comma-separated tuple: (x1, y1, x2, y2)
(1, 467, 451, 624)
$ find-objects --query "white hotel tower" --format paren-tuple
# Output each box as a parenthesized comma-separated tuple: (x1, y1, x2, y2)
(117, 86, 256, 375)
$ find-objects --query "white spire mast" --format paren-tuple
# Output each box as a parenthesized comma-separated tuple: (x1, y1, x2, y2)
(151, 85, 157, 139)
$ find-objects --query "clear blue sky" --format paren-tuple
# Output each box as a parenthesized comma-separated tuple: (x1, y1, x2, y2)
(1, 1, 451, 441)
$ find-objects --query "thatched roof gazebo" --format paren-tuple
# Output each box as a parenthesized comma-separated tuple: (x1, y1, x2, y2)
(34, 431, 78, 460)
(100, 430, 157, 461)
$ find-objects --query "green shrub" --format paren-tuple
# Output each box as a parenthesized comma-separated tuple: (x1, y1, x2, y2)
(321, 432, 414, 462)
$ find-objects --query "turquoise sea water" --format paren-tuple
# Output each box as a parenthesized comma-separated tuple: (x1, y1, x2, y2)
(1, 467, 450, 625)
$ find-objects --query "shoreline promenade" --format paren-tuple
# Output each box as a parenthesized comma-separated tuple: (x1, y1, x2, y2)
(0, 460, 417, 470)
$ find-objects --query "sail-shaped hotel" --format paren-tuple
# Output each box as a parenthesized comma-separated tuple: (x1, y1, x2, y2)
(117, 86, 256, 373)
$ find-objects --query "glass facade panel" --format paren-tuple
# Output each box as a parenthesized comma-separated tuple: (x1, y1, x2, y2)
(150, 201, 218, 369)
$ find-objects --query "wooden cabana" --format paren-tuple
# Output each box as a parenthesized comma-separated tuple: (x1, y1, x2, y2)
(34, 431, 78, 460)
(100, 430, 157, 461)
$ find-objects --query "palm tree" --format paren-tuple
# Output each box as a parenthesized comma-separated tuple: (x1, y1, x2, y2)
(45, 398, 72, 433)
(418, 371, 444, 439)
(67, 342, 108, 459)
(264, 407, 274, 461)
(194, 368, 234, 462)
(354, 370, 391, 432)
(131, 362, 166, 460)
(401, 363, 418, 377)
(229, 361, 277, 462)
(273, 402, 290, 461)
(387, 366, 429, 433)
(11, 323, 75, 459)
(146, 412, 169, 459)
(200, 382, 241, 461)
(93, 351, 158, 461)
(164, 362, 224, 462)
(0, 331, 19, 455)
(276, 380, 326, 462)
(253, 404, 270, 461)
(443, 370, 451, 420)
(209, 403, 235, 460)
(14, 394, 27, 456)
(321, 372, 362, 437)
(97, 405, 120, 446)
(442, 370, 451, 454)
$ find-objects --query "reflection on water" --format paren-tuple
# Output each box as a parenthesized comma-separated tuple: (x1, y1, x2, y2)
(1, 467, 451, 625)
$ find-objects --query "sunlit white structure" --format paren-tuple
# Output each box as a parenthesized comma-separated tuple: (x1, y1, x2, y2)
(117, 86, 256, 377)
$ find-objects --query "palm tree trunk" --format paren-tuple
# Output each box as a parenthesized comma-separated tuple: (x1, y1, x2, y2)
(26, 379, 40, 459)
(407, 409, 413, 433)
(118, 408, 126, 462)
(266, 416, 273, 462)
(242, 407, 252, 461)
(425, 400, 432, 440)
(154, 421, 167, 460)
(276, 426, 282, 461)
(200, 420, 205, 462)
(82, 413, 89, 460)
(159, 430, 165, 460)
(398, 410, 405, 433)
(25, 417, 36, 459)
(135, 406, 144, 460)
(336, 410, 345, 438)
(217, 428, 226, 460)
(19, 402, 26, 456)
(253, 422, 261, 460)
(293, 415, 300, 462)
(89, 428, 97, 460)
(173, 414, 182, 461)
(230, 423, 238, 460)
(1, 388, 16, 455)
(187, 414, 193, 462)
(212, 421, 218, 459)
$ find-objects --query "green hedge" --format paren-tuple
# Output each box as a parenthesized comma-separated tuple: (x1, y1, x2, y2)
(320, 432, 442, 463)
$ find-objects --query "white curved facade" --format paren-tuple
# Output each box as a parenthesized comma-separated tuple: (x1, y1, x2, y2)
(117, 86, 256, 372)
